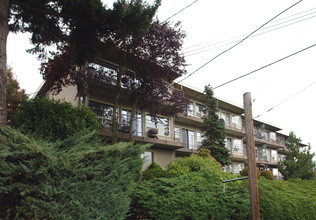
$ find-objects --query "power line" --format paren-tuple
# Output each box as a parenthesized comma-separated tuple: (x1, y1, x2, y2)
(184, 12, 316, 57)
(164, 0, 198, 22)
(213, 43, 316, 90)
(254, 81, 316, 118)
(188, 43, 316, 100)
(176, 0, 303, 83)
(184, 7, 316, 51)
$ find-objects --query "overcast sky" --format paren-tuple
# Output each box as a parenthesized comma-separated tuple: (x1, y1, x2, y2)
(7, 0, 316, 155)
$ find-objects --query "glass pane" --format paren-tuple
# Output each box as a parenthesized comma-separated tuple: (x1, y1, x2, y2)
(233, 139, 242, 153)
(146, 115, 169, 137)
(188, 130, 195, 149)
(232, 115, 241, 129)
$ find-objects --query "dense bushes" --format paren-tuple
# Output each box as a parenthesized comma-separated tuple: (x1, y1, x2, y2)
(142, 162, 173, 180)
(260, 170, 274, 180)
(241, 166, 261, 179)
(10, 98, 100, 141)
(0, 127, 148, 219)
(129, 153, 250, 219)
(259, 179, 316, 219)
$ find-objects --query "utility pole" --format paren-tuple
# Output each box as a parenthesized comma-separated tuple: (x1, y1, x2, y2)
(243, 92, 260, 220)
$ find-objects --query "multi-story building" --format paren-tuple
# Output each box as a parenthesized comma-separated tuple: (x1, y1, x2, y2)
(37, 60, 291, 179)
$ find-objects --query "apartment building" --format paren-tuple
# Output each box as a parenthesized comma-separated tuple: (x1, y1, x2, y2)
(37, 61, 289, 178)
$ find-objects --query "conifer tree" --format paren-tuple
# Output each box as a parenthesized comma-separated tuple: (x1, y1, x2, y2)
(200, 85, 231, 166)
(277, 131, 315, 180)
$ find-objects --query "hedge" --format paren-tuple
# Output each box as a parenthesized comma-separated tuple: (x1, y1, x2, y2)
(0, 127, 148, 219)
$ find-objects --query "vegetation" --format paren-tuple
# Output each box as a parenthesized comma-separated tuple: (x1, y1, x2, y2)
(260, 170, 274, 181)
(130, 153, 249, 219)
(0, 127, 149, 219)
(0, 0, 161, 126)
(241, 166, 261, 179)
(142, 162, 173, 180)
(200, 85, 231, 165)
(259, 179, 316, 220)
(278, 131, 315, 180)
(6, 66, 27, 101)
(10, 98, 99, 141)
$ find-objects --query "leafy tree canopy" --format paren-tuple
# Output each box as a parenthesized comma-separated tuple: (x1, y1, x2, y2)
(277, 131, 315, 180)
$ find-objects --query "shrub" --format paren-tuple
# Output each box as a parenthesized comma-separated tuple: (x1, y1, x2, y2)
(130, 175, 250, 219)
(260, 170, 274, 180)
(166, 153, 235, 183)
(241, 166, 260, 179)
(0, 127, 147, 219)
(10, 98, 100, 142)
(259, 179, 316, 219)
(142, 162, 173, 180)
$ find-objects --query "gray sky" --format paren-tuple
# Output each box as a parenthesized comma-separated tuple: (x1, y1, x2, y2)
(7, 0, 316, 155)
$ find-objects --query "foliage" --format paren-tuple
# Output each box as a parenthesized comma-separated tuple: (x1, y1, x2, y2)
(130, 176, 250, 220)
(142, 162, 173, 180)
(278, 131, 315, 180)
(259, 179, 316, 220)
(241, 166, 261, 179)
(122, 20, 189, 121)
(166, 153, 235, 184)
(0, 127, 148, 219)
(200, 85, 231, 166)
(6, 66, 27, 101)
(10, 98, 99, 141)
(260, 170, 274, 181)
(130, 153, 249, 219)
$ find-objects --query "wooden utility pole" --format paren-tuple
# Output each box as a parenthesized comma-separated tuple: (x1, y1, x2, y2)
(243, 92, 260, 220)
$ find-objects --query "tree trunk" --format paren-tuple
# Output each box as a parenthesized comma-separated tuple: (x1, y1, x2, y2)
(0, 0, 9, 126)
(129, 96, 140, 145)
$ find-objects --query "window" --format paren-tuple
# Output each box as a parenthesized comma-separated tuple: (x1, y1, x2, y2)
(174, 127, 181, 142)
(231, 115, 241, 129)
(255, 146, 259, 159)
(195, 103, 206, 118)
(141, 152, 153, 165)
(271, 150, 277, 162)
(225, 138, 232, 153)
(181, 129, 195, 149)
(243, 145, 247, 156)
(187, 102, 194, 116)
(219, 111, 230, 126)
(233, 163, 244, 175)
(188, 130, 195, 149)
(146, 115, 169, 136)
(223, 165, 232, 173)
(233, 139, 242, 153)
(197, 132, 204, 147)
(121, 109, 142, 136)
(89, 100, 116, 127)
(270, 132, 276, 142)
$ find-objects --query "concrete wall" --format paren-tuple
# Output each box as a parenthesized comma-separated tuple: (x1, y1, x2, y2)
(149, 148, 175, 170)
(48, 85, 78, 106)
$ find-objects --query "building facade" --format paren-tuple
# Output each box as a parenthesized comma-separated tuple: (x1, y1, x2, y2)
(37, 61, 290, 178)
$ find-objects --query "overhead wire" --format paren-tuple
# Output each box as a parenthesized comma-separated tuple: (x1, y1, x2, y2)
(188, 43, 316, 100)
(254, 81, 316, 118)
(212, 43, 316, 90)
(164, 0, 198, 22)
(183, 7, 316, 52)
(184, 10, 316, 57)
(175, 0, 303, 84)
(252, 14, 313, 103)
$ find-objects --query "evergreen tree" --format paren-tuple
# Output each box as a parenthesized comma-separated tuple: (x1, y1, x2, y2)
(277, 131, 315, 180)
(200, 85, 231, 166)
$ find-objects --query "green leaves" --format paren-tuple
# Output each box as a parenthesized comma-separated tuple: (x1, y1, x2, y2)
(10, 98, 100, 142)
(0, 127, 147, 219)
(278, 131, 315, 180)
